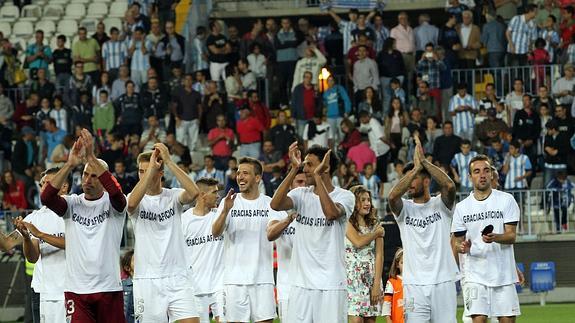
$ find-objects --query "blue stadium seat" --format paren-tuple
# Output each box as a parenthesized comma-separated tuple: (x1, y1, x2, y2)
(516, 262, 525, 293)
(530, 262, 556, 293)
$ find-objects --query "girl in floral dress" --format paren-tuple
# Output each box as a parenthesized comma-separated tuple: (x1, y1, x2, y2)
(345, 185, 385, 322)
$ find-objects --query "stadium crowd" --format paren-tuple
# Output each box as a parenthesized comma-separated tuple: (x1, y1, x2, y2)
(0, 0, 573, 322)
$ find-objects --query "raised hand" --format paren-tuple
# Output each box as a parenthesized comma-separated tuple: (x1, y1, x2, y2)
(149, 147, 163, 172)
(288, 142, 302, 169)
(80, 129, 95, 159)
(22, 222, 41, 238)
(153, 143, 172, 163)
(314, 149, 332, 176)
(67, 139, 85, 167)
(413, 135, 424, 171)
(12, 217, 28, 237)
(223, 188, 237, 212)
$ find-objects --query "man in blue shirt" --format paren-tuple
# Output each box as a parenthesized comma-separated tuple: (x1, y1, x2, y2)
(40, 118, 67, 167)
(25, 30, 52, 80)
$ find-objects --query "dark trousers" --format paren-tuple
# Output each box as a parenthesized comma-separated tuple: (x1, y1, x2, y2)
(376, 154, 389, 183)
(214, 156, 230, 171)
(508, 53, 528, 67)
(24, 274, 40, 323)
(277, 60, 296, 105)
(553, 207, 568, 232)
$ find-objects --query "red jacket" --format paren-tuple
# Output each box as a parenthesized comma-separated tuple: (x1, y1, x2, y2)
(236, 116, 264, 144)
(249, 101, 271, 129)
(3, 180, 28, 210)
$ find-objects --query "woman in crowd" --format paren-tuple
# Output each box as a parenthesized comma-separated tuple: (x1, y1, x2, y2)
(338, 118, 361, 158)
(384, 97, 409, 161)
(358, 86, 383, 121)
(92, 71, 112, 105)
(345, 185, 385, 323)
(1, 170, 28, 211)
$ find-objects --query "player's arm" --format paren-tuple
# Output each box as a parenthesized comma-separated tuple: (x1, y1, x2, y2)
(388, 169, 418, 216)
(372, 235, 384, 305)
(267, 212, 296, 241)
(423, 158, 456, 209)
(313, 150, 345, 221)
(327, 8, 342, 24)
(14, 217, 40, 263)
(270, 142, 301, 211)
(156, 143, 199, 205)
(450, 234, 459, 266)
(23, 221, 65, 249)
(212, 189, 236, 238)
(483, 223, 517, 244)
(346, 222, 384, 248)
(127, 148, 161, 215)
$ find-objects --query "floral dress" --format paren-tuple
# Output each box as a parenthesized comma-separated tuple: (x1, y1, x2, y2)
(345, 225, 381, 316)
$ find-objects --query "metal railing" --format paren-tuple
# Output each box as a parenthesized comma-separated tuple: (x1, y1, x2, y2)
(452, 64, 563, 99)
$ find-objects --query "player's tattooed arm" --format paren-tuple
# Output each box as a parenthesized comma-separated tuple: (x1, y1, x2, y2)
(422, 159, 456, 210)
(270, 142, 300, 211)
(388, 169, 419, 216)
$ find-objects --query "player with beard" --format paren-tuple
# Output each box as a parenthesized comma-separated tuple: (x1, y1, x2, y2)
(12, 168, 68, 323)
(127, 144, 200, 323)
(41, 129, 127, 322)
(181, 177, 225, 323)
(387, 136, 459, 323)
(270, 144, 355, 323)
(266, 169, 306, 321)
(212, 157, 284, 323)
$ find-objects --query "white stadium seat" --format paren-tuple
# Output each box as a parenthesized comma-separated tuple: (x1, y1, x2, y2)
(43, 4, 64, 20)
(35, 20, 57, 36)
(80, 18, 99, 34)
(57, 19, 78, 37)
(9, 36, 27, 52)
(94, 0, 112, 3)
(86, 3, 108, 18)
(103, 17, 122, 32)
(0, 5, 19, 19)
(0, 21, 12, 37)
(12, 21, 34, 38)
(71, 0, 90, 3)
(20, 5, 42, 22)
(108, 2, 128, 18)
(65, 3, 86, 19)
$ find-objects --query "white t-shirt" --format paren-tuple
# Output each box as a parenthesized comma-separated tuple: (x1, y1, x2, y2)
(287, 186, 355, 290)
(62, 192, 126, 294)
(24, 207, 66, 301)
(129, 188, 188, 279)
(217, 193, 283, 285)
(181, 208, 224, 295)
(394, 195, 459, 285)
(303, 121, 332, 148)
(451, 189, 520, 287)
(268, 211, 296, 301)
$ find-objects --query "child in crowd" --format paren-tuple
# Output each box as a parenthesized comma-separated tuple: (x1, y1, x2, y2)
(451, 139, 478, 192)
(387, 160, 404, 186)
(192, 70, 208, 96)
(359, 163, 383, 211)
(383, 248, 404, 323)
(121, 249, 135, 323)
(529, 38, 550, 90)
(247, 43, 267, 78)
(496, 101, 510, 126)
(92, 90, 116, 136)
(540, 15, 560, 63)
(389, 78, 406, 105)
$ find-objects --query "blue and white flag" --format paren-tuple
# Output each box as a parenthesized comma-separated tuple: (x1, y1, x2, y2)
(320, 0, 386, 10)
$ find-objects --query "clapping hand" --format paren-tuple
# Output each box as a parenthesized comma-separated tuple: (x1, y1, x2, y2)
(313, 149, 331, 176)
(288, 142, 302, 169)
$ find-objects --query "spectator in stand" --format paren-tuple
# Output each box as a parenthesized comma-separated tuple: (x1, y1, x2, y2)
(475, 108, 510, 146)
(351, 13, 376, 43)
(260, 140, 286, 184)
(411, 81, 437, 119)
(207, 114, 235, 170)
(173, 73, 203, 150)
(424, 116, 443, 153)
(302, 112, 332, 150)
(202, 80, 224, 131)
(414, 14, 439, 60)
(545, 171, 574, 233)
(384, 97, 409, 161)
(40, 118, 66, 167)
(391, 12, 416, 94)
(236, 105, 264, 158)
(73, 27, 100, 83)
(534, 85, 555, 113)
(358, 87, 382, 120)
(495, 0, 518, 21)
(327, 8, 360, 56)
(25, 30, 52, 80)
(52, 35, 73, 90)
(113, 159, 137, 194)
(114, 80, 142, 136)
(449, 83, 477, 140)
(540, 14, 560, 63)
(543, 119, 570, 186)
(1, 170, 28, 211)
(30, 68, 55, 100)
(92, 22, 110, 48)
(13, 93, 39, 131)
(372, 14, 390, 55)
(48, 95, 68, 133)
(512, 94, 541, 167)
(36, 97, 52, 131)
(192, 71, 207, 95)
(480, 83, 501, 111)
(238, 58, 257, 91)
(377, 37, 406, 110)
(457, 10, 481, 68)
(71, 90, 93, 130)
(358, 110, 390, 182)
(450, 139, 478, 192)
(0, 84, 13, 126)
(338, 118, 361, 158)
(206, 21, 229, 81)
(247, 90, 271, 131)
(92, 90, 115, 135)
(92, 72, 112, 106)
(139, 115, 167, 152)
(65, 62, 93, 108)
(323, 76, 352, 143)
(439, 14, 461, 69)
(506, 4, 538, 67)
(481, 12, 507, 68)
(224, 64, 242, 121)
(347, 135, 377, 173)
(147, 18, 165, 76)
(127, 27, 152, 87)
(502, 140, 532, 190)
(247, 43, 267, 79)
(190, 26, 209, 76)
(347, 33, 376, 68)
(433, 121, 462, 167)
(291, 71, 318, 136)
(268, 110, 296, 156)
(102, 27, 128, 82)
(291, 44, 326, 91)
(140, 77, 168, 126)
(553, 63, 575, 107)
(416, 44, 445, 111)
(240, 19, 266, 59)
(505, 78, 525, 120)
(111, 65, 136, 101)
(156, 21, 185, 82)
(275, 18, 300, 106)
(446, 0, 469, 23)
(560, 6, 575, 52)
(227, 24, 242, 65)
(536, 0, 561, 29)
(11, 127, 38, 178)
(554, 104, 574, 141)
(406, 108, 426, 140)
(48, 134, 74, 168)
(197, 155, 226, 185)
(100, 133, 126, 169)
(352, 45, 379, 105)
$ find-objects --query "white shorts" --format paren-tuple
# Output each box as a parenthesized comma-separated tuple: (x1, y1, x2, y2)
(223, 284, 276, 322)
(287, 286, 347, 323)
(463, 282, 521, 318)
(39, 299, 65, 323)
(404, 281, 457, 323)
(133, 273, 199, 323)
(195, 290, 224, 323)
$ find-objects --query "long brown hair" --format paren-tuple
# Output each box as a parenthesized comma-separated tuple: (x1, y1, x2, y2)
(389, 248, 403, 278)
(349, 185, 378, 232)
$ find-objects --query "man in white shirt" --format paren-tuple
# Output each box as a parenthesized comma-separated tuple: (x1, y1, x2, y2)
(40, 129, 127, 322)
(388, 136, 459, 323)
(14, 168, 67, 323)
(182, 178, 225, 323)
(266, 170, 306, 321)
(452, 154, 521, 323)
(271, 144, 355, 323)
(127, 144, 200, 323)
(212, 157, 283, 323)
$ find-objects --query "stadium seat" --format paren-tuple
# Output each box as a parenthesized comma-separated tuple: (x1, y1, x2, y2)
(71, 0, 91, 3)
(65, 3, 86, 19)
(57, 20, 78, 37)
(530, 261, 556, 293)
(103, 17, 122, 32)
(19, 5, 42, 22)
(86, 3, 109, 18)
(516, 262, 525, 293)
(9, 36, 28, 53)
(94, 0, 112, 3)
(35, 20, 57, 37)
(80, 18, 99, 34)
(0, 5, 19, 19)
(0, 21, 11, 37)
(43, 4, 64, 20)
(109, 2, 129, 18)
(12, 21, 34, 38)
